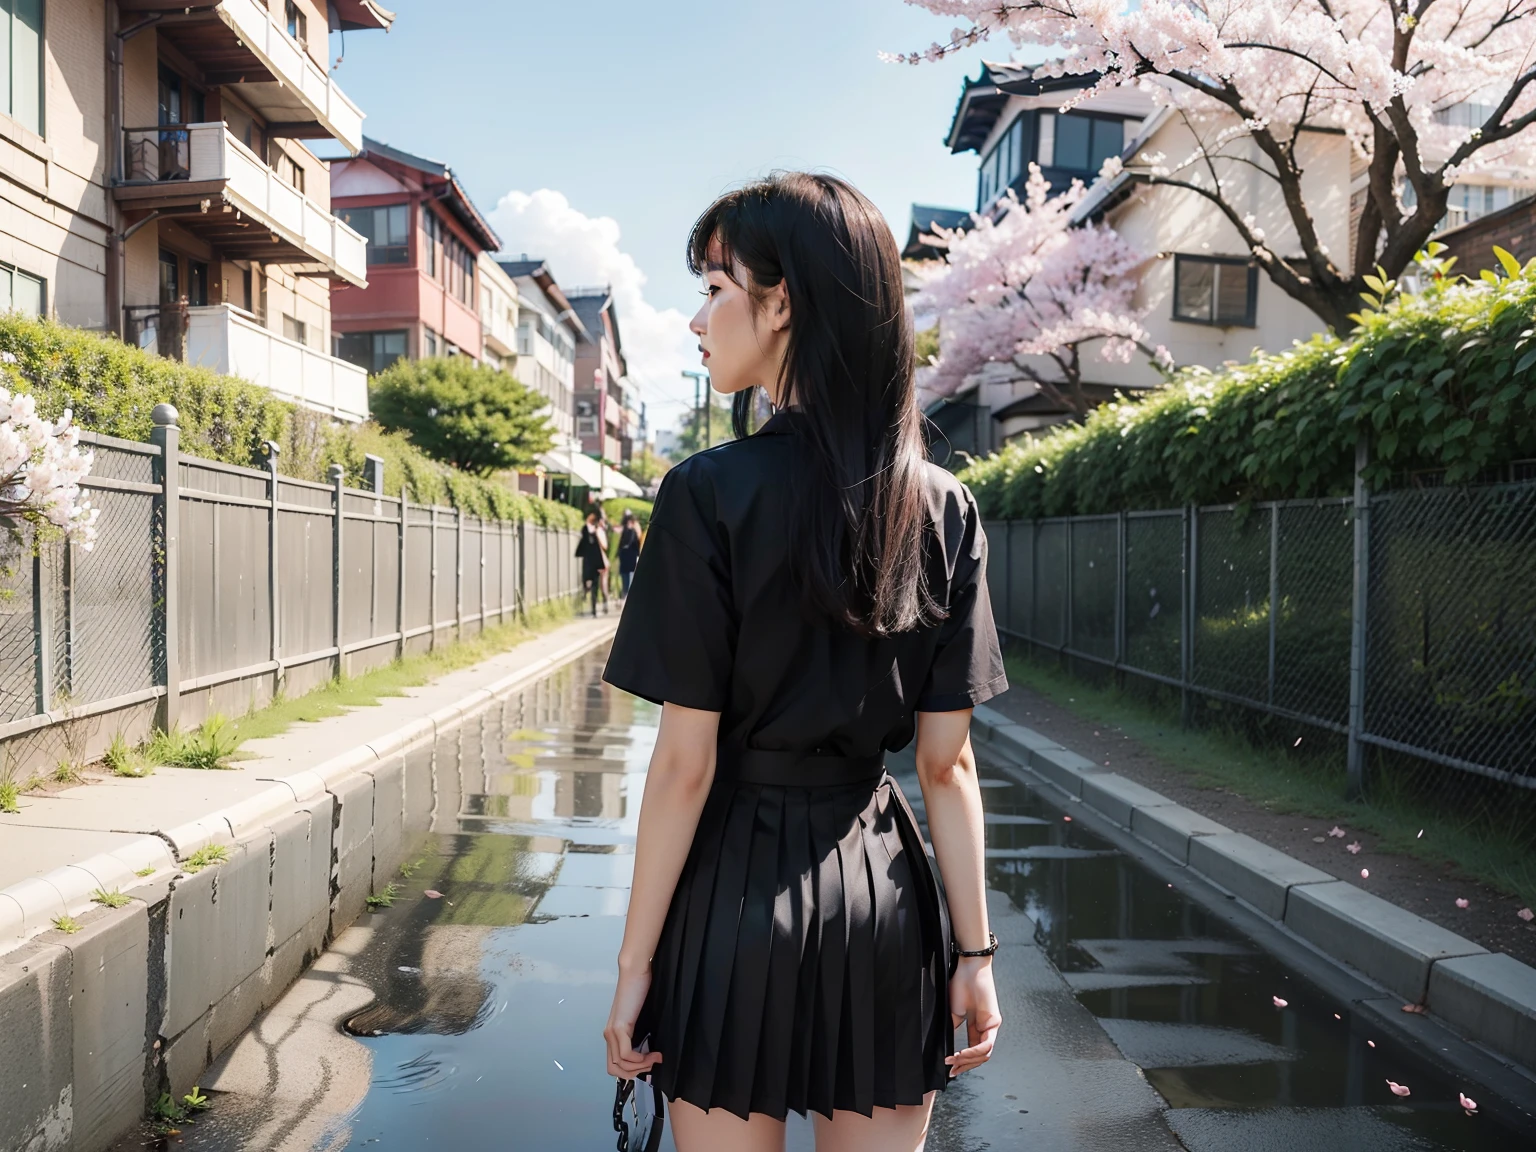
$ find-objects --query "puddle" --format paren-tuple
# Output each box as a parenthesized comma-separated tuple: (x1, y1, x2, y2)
(154, 649, 1535, 1150)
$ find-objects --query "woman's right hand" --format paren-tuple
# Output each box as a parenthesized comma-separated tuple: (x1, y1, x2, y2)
(604, 961, 663, 1080)
(946, 955, 1001, 1077)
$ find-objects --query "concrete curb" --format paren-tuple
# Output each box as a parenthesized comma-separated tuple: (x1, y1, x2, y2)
(969, 703, 1536, 1075)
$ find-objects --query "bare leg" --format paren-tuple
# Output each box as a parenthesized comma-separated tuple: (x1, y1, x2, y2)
(670, 1098, 786, 1152)
(812, 1093, 935, 1152)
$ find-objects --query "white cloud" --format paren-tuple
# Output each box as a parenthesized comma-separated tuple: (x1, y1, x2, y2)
(488, 189, 697, 435)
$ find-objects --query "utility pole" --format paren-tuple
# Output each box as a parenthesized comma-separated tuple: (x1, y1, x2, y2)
(681, 369, 709, 456)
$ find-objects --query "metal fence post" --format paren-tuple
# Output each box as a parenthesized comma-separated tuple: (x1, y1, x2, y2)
(1002, 520, 1013, 640)
(517, 519, 527, 616)
(266, 441, 283, 697)
(33, 549, 54, 717)
(1180, 504, 1193, 728)
(1347, 433, 1371, 799)
(455, 508, 465, 640)
(1063, 518, 1074, 661)
(1029, 520, 1039, 652)
(1267, 502, 1279, 707)
(1115, 510, 1127, 685)
(150, 403, 181, 733)
(330, 463, 345, 679)
(428, 505, 439, 650)
(397, 489, 408, 660)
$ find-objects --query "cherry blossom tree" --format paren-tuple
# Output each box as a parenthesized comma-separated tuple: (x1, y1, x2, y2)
(893, 0, 1536, 332)
(916, 164, 1169, 414)
(0, 382, 98, 550)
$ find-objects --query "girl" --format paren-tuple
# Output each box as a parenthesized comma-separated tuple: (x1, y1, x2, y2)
(603, 173, 1005, 1152)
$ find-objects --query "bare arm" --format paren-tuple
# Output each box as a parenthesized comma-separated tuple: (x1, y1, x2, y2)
(606, 702, 719, 1077)
(914, 708, 1001, 1077)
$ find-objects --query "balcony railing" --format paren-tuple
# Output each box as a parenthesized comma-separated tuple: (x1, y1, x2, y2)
(187, 305, 368, 422)
(214, 0, 365, 152)
(124, 303, 189, 361)
(121, 123, 368, 285)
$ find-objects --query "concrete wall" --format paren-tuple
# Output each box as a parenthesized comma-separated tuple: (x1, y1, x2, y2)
(3, 727, 426, 1151)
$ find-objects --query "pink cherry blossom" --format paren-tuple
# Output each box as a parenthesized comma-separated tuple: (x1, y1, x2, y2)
(1328, 827, 1346, 838)
(1460, 1092, 1477, 1114)
(424, 890, 443, 899)
(0, 387, 96, 549)
(1455, 898, 1469, 909)
(1347, 842, 1362, 854)
(1272, 996, 1287, 1008)
(1361, 869, 1369, 879)
(1519, 907, 1534, 922)
(914, 165, 1165, 413)
(1387, 1080, 1411, 1097)
(894, 1, 1536, 333)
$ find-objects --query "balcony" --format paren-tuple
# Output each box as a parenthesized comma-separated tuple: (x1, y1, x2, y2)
(189, 304, 367, 421)
(127, 0, 367, 152)
(117, 122, 367, 285)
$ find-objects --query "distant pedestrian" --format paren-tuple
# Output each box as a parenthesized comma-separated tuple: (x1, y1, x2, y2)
(617, 511, 643, 599)
(576, 510, 610, 616)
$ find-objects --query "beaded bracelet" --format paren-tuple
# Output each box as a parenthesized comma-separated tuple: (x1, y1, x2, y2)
(953, 931, 999, 958)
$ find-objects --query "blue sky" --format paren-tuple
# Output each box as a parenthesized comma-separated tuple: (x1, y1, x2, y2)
(323, 0, 999, 431)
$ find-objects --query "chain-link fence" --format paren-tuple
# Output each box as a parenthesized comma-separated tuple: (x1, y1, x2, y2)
(0, 417, 586, 768)
(986, 476, 1536, 796)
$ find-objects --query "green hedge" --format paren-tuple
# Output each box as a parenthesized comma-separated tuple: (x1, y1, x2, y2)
(599, 496, 654, 530)
(960, 262, 1536, 519)
(0, 314, 581, 529)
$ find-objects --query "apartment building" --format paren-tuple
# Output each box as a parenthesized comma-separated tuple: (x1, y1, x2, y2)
(2, 1, 390, 420)
(568, 286, 628, 464)
(328, 137, 500, 374)
(479, 250, 519, 373)
(499, 258, 581, 443)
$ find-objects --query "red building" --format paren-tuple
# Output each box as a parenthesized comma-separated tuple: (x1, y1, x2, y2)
(329, 138, 501, 374)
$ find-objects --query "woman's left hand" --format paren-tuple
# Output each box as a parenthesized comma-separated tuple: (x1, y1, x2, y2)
(605, 962, 662, 1079)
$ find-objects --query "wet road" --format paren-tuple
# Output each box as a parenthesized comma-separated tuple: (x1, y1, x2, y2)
(173, 648, 1536, 1151)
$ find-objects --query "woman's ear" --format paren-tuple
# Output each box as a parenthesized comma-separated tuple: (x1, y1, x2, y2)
(763, 280, 791, 332)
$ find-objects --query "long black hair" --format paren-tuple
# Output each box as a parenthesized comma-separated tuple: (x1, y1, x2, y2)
(687, 172, 943, 636)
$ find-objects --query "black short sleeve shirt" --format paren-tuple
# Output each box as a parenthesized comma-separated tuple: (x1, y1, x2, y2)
(602, 413, 1007, 757)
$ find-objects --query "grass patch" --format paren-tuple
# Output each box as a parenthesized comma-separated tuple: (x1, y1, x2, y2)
(399, 856, 427, 879)
(365, 881, 401, 910)
(53, 760, 84, 785)
(51, 914, 82, 934)
(182, 844, 230, 874)
(0, 780, 18, 814)
(134, 864, 156, 878)
(146, 715, 241, 770)
(1003, 650, 1536, 906)
(104, 732, 151, 778)
(92, 888, 131, 908)
(229, 598, 575, 746)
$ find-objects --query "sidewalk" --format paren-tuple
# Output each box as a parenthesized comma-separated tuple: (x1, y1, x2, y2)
(0, 614, 619, 955)
(968, 699, 1536, 1088)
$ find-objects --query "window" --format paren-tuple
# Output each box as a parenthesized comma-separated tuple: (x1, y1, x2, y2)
(282, 313, 307, 346)
(336, 330, 407, 375)
(0, 0, 44, 136)
(340, 204, 409, 264)
(158, 249, 179, 304)
(285, 1, 307, 47)
(1173, 255, 1257, 327)
(1039, 112, 1126, 175)
(423, 328, 439, 357)
(189, 261, 208, 307)
(0, 261, 44, 316)
(271, 147, 305, 194)
(423, 209, 439, 277)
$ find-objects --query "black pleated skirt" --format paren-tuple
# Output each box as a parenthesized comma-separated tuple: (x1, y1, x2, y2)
(634, 769, 953, 1121)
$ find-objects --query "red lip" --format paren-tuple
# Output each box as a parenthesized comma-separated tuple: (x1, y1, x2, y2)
(701, 351, 710, 360)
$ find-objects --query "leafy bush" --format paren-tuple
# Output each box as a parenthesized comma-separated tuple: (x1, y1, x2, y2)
(600, 497, 654, 530)
(0, 314, 581, 529)
(369, 356, 554, 475)
(960, 257, 1536, 518)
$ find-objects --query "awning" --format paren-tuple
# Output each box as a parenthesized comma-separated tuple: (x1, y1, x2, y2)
(536, 451, 643, 499)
